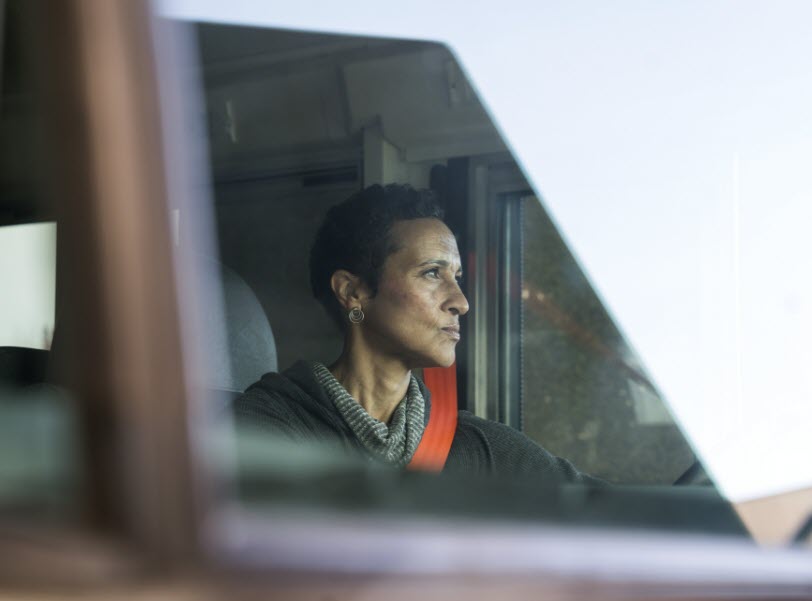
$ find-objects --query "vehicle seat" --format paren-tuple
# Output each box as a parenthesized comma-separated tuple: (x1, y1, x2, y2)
(204, 261, 277, 399)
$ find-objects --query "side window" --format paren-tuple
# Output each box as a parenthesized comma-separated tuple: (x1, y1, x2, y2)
(458, 161, 697, 484)
(519, 194, 694, 483)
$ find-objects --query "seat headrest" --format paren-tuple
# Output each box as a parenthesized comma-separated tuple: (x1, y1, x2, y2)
(204, 261, 277, 393)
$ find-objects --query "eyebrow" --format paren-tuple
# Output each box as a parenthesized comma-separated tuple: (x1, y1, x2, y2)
(418, 259, 463, 272)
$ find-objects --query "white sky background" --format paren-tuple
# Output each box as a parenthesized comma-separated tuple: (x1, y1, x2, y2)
(157, 0, 812, 502)
(0, 223, 56, 350)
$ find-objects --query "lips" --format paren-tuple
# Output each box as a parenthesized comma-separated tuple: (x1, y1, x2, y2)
(441, 325, 461, 340)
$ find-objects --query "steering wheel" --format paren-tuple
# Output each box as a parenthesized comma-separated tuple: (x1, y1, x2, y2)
(673, 458, 712, 486)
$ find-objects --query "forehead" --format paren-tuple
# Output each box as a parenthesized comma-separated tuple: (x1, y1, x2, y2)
(387, 218, 460, 262)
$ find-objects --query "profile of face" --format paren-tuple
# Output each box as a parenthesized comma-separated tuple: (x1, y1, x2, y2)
(350, 218, 469, 369)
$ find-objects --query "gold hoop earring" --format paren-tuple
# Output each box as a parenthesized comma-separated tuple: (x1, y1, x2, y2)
(348, 307, 365, 323)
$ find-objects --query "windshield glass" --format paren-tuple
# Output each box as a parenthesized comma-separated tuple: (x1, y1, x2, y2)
(145, 18, 761, 543)
(161, 0, 812, 511)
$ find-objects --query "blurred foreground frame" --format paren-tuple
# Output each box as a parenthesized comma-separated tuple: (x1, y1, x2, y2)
(1, 0, 200, 584)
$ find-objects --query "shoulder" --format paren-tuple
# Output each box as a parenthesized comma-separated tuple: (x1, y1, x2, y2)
(450, 411, 606, 486)
(454, 410, 532, 449)
(457, 410, 519, 435)
(234, 370, 306, 424)
(451, 410, 541, 461)
(238, 360, 322, 405)
(233, 360, 342, 435)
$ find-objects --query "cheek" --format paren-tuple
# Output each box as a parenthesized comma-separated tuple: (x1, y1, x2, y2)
(403, 291, 442, 327)
(378, 284, 439, 326)
(379, 279, 412, 306)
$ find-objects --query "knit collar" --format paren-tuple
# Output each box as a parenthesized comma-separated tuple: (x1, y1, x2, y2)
(311, 362, 425, 467)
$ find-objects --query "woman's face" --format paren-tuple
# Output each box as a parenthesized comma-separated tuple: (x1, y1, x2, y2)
(359, 218, 469, 369)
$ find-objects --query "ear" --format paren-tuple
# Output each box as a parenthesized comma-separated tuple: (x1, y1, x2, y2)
(330, 270, 371, 310)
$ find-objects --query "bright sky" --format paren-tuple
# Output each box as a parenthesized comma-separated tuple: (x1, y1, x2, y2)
(157, 0, 812, 502)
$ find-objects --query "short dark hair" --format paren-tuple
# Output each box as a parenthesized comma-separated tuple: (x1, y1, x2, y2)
(310, 184, 445, 327)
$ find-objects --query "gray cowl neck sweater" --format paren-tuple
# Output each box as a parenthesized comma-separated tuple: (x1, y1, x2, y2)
(311, 362, 425, 467)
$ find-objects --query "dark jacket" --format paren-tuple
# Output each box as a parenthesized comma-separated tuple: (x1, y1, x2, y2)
(234, 360, 604, 486)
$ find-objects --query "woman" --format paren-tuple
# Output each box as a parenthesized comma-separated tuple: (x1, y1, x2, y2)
(236, 184, 601, 485)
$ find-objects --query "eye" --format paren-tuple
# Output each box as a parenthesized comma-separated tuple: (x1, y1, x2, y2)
(423, 267, 441, 279)
(455, 272, 464, 284)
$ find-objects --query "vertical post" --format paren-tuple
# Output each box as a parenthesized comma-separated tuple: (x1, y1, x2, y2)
(497, 194, 523, 430)
(37, 0, 200, 565)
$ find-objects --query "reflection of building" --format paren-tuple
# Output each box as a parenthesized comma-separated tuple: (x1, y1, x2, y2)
(0, 222, 56, 350)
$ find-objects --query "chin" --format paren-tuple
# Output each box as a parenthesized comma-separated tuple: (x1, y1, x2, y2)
(437, 354, 456, 368)
(407, 341, 458, 369)
(422, 349, 456, 369)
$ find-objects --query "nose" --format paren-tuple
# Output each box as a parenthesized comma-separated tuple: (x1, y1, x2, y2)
(445, 281, 470, 316)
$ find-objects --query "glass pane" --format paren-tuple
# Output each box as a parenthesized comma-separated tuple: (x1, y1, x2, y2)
(520, 195, 696, 484)
(184, 20, 746, 540)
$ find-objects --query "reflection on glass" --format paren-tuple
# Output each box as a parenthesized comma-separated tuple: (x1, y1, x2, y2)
(0, 223, 56, 350)
(519, 196, 696, 484)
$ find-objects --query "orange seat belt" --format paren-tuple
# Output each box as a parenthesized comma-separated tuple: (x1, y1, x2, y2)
(408, 363, 458, 472)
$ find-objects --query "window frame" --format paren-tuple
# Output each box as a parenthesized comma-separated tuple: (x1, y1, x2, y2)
(464, 154, 531, 427)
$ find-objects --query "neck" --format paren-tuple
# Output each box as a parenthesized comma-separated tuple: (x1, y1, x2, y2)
(329, 337, 411, 423)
